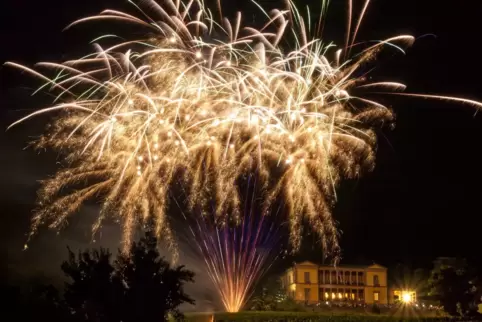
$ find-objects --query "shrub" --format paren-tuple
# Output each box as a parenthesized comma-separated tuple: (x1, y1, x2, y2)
(371, 304, 381, 314)
(275, 298, 307, 312)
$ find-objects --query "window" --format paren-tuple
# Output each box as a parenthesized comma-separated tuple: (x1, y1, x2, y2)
(289, 274, 292, 284)
(358, 272, 364, 285)
(304, 288, 311, 301)
(374, 291, 380, 302)
(373, 275, 379, 286)
(358, 290, 364, 301)
(304, 272, 310, 283)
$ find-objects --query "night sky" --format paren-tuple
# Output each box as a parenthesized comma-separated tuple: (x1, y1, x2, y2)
(1, 0, 482, 288)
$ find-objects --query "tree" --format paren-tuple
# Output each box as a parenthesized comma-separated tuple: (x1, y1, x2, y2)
(61, 231, 195, 322)
(62, 247, 120, 322)
(429, 257, 481, 317)
(115, 231, 195, 322)
(1, 281, 71, 322)
(248, 276, 284, 311)
(247, 276, 307, 312)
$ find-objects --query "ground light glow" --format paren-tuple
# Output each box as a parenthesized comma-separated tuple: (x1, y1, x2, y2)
(8, 0, 482, 266)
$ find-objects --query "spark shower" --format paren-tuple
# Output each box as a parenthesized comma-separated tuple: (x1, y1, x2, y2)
(6, 0, 482, 312)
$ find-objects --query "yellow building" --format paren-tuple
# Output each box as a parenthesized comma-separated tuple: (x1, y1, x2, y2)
(281, 261, 389, 304)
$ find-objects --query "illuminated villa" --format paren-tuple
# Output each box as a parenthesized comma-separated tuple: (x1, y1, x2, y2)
(281, 261, 416, 305)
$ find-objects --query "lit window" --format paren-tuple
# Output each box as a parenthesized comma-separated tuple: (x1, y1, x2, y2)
(374, 292, 379, 301)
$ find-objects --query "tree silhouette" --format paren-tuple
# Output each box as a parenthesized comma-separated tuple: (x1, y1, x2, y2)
(429, 258, 481, 317)
(1, 280, 71, 322)
(249, 276, 286, 311)
(62, 247, 121, 322)
(61, 231, 195, 322)
(115, 231, 195, 322)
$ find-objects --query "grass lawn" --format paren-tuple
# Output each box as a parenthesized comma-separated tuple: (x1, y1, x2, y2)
(182, 309, 451, 321)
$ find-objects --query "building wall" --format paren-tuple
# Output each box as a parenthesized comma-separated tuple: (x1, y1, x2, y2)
(364, 286, 388, 304)
(365, 266, 388, 304)
(293, 264, 320, 302)
(293, 285, 319, 302)
(295, 265, 319, 284)
(365, 270, 387, 287)
(282, 262, 389, 305)
(288, 271, 294, 284)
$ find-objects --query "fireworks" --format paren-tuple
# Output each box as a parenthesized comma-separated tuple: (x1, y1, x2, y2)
(192, 213, 278, 312)
(181, 175, 281, 312)
(7, 0, 482, 259)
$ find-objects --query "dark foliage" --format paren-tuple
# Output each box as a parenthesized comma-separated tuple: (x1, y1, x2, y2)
(1, 281, 71, 322)
(429, 258, 481, 317)
(114, 231, 195, 321)
(61, 231, 195, 322)
(62, 247, 121, 322)
(370, 303, 381, 314)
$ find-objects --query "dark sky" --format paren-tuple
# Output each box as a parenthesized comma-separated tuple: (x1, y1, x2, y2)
(1, 0, 482, 286)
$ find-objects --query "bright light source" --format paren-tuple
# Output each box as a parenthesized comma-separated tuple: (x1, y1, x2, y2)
(402, 292, 412, 303)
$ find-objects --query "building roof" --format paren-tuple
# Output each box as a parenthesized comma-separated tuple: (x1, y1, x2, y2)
(293, 261, 386, 269)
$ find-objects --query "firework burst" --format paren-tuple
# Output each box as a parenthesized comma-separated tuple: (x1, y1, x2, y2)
(7, 0, 482, 259)
(179, 174, 282, 312)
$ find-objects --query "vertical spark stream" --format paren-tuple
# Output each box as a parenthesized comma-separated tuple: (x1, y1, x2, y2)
(188, 208, 280, 312)
(182, 173, 281, 312)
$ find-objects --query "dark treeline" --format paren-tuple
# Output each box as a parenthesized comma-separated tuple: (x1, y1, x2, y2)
(2, 231, 195, 322)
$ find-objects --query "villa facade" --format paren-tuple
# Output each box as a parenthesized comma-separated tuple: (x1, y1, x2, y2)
(280, 261, 389, 304)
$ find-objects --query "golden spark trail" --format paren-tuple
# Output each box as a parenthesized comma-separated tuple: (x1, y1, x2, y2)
(7, 0, 481, 263)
